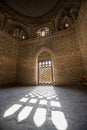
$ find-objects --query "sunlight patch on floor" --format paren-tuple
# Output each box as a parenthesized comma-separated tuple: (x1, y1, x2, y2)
(52, 111, 68, 130)
(39, 100, 47, 105)
(18, 106, 33, 122)
(25, 95, 28, 97)
(29, 99, 37, 104)
(3, 86, 68, 130)
(38, 96, 43, 98)
(47, 96, 52, 99)
(51, 101, 61, 107)
(19, 98, 29, 102)
(3, 104, 22, 118)
(33, 108, 46, 127)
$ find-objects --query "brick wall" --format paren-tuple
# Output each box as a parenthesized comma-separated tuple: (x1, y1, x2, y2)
(77, 0, 87, 75)
(0, 1, 86, 86)
(0, 31, 19, 86)
(16, 26, 85, 85)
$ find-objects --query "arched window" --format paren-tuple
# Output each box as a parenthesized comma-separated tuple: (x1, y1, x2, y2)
(38, 51, 53, 84)
(36, 27, 51, 38)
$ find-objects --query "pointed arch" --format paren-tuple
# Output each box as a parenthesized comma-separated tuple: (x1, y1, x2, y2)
(35, 47, 55, 59)
(35, 47, 55, 85)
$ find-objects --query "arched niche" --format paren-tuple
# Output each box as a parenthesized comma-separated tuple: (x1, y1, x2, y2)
(35, 47, 55, 85)
(7, 24, 29, 40)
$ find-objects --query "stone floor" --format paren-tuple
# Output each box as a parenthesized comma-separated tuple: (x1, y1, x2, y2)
(0, 85, 87, 130)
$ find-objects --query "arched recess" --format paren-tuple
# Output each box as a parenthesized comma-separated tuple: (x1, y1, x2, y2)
(35, 47, 55, 85)
(36, 27, 51, 38)
(7, 24, 29, 40)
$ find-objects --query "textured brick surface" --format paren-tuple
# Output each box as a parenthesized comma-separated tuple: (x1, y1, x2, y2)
(0, 1, 87, 86)
(16, 26, 85, 85)
(77, 0, 87, 75)
(0, 32, 19, 85)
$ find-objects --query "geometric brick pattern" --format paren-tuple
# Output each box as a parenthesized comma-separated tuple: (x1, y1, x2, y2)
(17, 27, 85, 85)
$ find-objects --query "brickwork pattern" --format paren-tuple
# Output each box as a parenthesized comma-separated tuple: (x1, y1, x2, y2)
(0, 32, 19, 86)
(77, 0, 87, 74)
(17, 26, 85, 85)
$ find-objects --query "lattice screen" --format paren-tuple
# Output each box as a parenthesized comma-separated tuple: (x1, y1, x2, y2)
(39, 60, 53, 84)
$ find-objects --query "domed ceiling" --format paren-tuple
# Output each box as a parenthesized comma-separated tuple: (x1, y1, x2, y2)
(3, 0, 58, 17)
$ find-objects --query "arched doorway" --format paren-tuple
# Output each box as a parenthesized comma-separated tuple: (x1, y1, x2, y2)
(38, 51, 53, 85)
